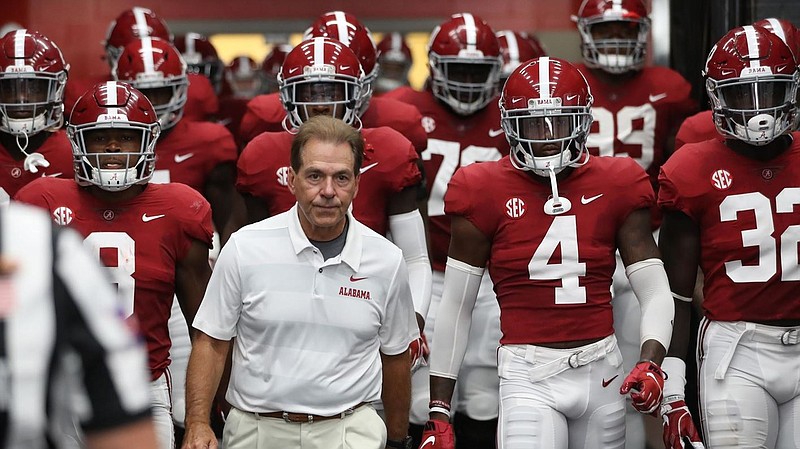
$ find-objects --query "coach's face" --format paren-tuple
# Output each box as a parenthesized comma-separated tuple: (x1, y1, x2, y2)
(289, 138, 359, 241)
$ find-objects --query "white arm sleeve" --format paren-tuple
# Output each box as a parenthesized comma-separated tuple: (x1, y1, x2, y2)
(661, 356, 687, 400)
(625, 258, 674, 351)
(429, 257, 484, 380)
(388, 210, 432, 318)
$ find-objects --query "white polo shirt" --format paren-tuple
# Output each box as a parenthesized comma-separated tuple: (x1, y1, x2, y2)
(193, 204, 418, 415)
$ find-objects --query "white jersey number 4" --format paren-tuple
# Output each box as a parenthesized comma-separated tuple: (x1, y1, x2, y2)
(528, 215, 587, 304)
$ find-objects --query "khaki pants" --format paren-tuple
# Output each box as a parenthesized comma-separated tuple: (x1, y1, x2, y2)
(223, 404, 386, 449)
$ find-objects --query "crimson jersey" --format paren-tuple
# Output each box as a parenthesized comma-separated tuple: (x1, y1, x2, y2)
(577, 65, 697, 187)
(658, 136, 800, 322)
(150, 118, 238, 191)
(0, 130, 74, 202)
(237, 127, 420, 236)
(674, 110, 721, 151)
(14, 179, 213, 378)
(384, 86, 508, 271)
(446, 156, 654, 344)
(237, 93, 427, 152)
(182, 73, 220, 122)
(217, 94, 250, 147)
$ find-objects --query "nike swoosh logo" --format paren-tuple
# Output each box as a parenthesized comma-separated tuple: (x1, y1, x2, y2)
(350, 275, 367, 282)
(42, 172, 63, 177)
(602, 374, 618, 388)
(142, 213, 166, 222)
(566, 94, 579, 101)
(580, 193, 603, 204)
(488, 128, 504, 137)
(359, 162, 378, 174)
(174, 153, 194, 163)
(421, 435, 436, 448)
(649, 92, 668, 102)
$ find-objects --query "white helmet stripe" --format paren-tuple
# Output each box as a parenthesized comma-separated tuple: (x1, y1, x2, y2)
(391, 32, 401, 51)
(765, 18, 787, 44)
(334, 11, 351, 46)
(105, 81, 118, 116)
(313, 37, 325, 67)
(13, 30, 26, 66)
(133, 7, 150, 39)
(611, 0, 623, 12)
(141, 37, 156, 74)
(743, 25, 761, 68)
(501, 31, 520, 63)
(539, 56, 551, 99)
(462, 13, 477, 52)
(185, 35, 196, 54)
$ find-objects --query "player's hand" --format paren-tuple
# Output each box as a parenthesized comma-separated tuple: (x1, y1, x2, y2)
(662, 397, 705, 449)
(418, 419, 454, 449)
(619, 360, 666, 414)
(409, 333, 429, 373)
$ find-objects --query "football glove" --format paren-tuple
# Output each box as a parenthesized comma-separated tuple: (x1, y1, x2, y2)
(662, 396, 705, 449)
(419, 419, 455, 449)
(619, 360, 666, 414)
(409, 333, 429, 373)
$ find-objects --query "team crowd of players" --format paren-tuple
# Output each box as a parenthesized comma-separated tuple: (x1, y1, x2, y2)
(2, 0, 800, 448)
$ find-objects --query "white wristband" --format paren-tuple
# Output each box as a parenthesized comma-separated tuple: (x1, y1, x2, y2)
(662, 356, 687, 399)
(430, 406, 451, 418)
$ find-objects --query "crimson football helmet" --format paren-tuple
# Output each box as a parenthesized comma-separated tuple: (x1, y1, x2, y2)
(428, 13, 502, 115)
(261, 44, 293, 94)
(375, 32, 412, 93)
(574, 0, 651, 74)
(175, 32, 224, 93)
(496, 30, 548, 83)
(68, 81, 160, 191)
(113, 37, 188, 131)
(753, 18, 800, 60)
(305, 11, 377, 115)
(278, 37, 363, 130)
(499, 56, 593, 177)
(0, 29, 69, 139)
(224, 55, 262, 99)
(104, 7, 172, 67)
(704, 25, 799, 145)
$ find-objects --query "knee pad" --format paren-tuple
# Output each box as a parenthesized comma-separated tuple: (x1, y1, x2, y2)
(454, 412, 497, 449)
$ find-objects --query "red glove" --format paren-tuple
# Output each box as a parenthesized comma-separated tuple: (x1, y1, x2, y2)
(409, 333, 429, 373)
(619, 360, 666, 414)
(662, 397, 705, 449)
(418, 420, 455, 449)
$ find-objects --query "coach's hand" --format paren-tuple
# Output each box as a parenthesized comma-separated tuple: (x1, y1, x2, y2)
(181, 422, 218, 449)
(619, 360, 666, 415)
(418, 419, 454, 449)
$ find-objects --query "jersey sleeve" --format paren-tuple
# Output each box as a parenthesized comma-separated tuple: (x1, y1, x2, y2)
(238, 94, 285, 144)
(609, 157, 655, 227)
(444, 163, 498, 239)
(53, 226, 153, 430)
(369, 127, 422, 192)
(13, 177, 54, 210)
(172, 184, 214, 257)
(236, 135, 273, 198)
(199, 122, 238, 171)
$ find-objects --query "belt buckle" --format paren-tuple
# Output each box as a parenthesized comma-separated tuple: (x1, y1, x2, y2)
(568, 350, 583, 368)
(781, 329, 798, 345)
(282, 411, 313, 423)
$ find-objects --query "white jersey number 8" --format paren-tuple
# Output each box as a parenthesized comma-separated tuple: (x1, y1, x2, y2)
(84, 232, 136, 317)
